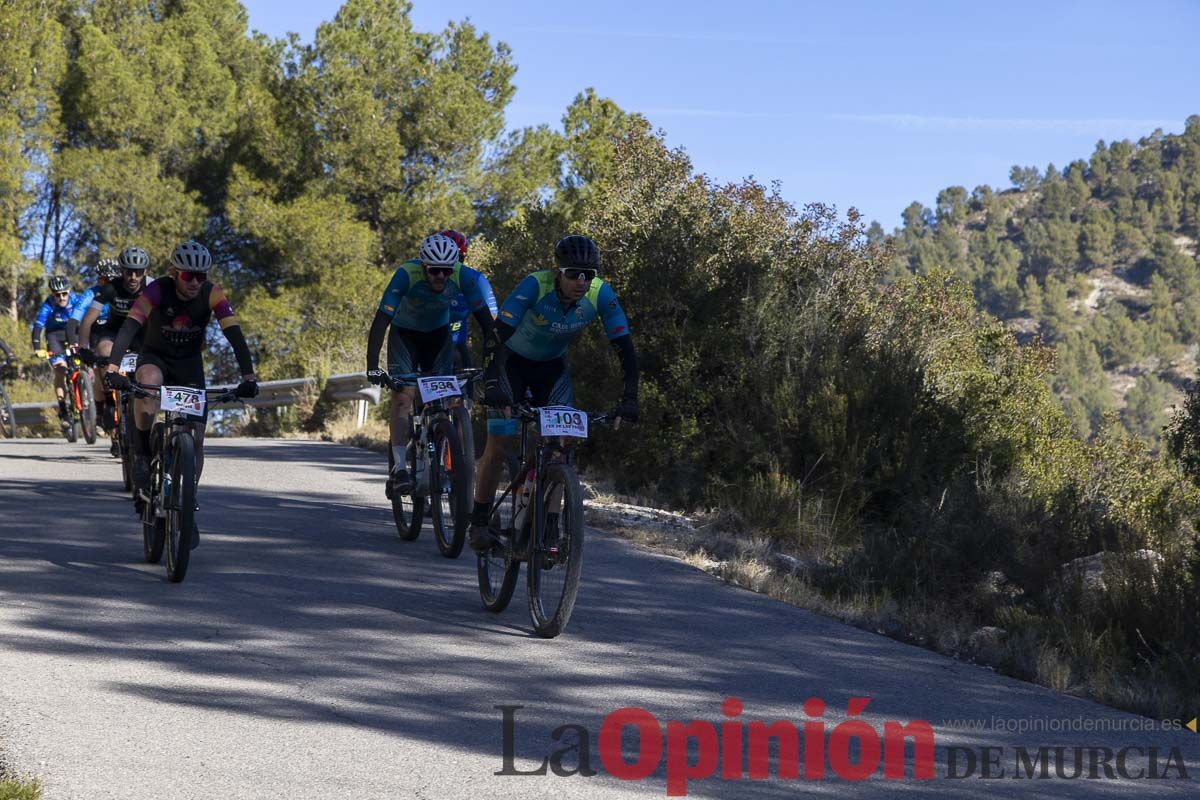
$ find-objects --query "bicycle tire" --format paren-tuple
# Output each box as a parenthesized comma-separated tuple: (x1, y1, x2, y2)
(119, 394, 133, 492)
(390, 444, 423, 540)
(451, 404, 476, 469)
(78, 375, 97, 444)
(477, 460, 521, 613)
(142, 511, 165, 563)
(165, 432, 195, 583)
(527, 463, 586, 639)
(431, 418, 470, 558)
(0, 381, 14, 438)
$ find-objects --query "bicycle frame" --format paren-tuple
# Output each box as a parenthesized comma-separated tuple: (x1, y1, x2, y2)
(488, 406, 588, 561)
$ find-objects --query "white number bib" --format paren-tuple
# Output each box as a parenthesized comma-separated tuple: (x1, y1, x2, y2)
(160, 385, 206, 417)
(418, 376, 460, 403)
(119, 353, 139, 374)
(539, 406, 588, 438)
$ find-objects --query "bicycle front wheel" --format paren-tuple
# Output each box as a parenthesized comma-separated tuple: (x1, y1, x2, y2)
(119, 397, 133, 493)
(389, 445, 423, 540)
(0, 381, 14, 438)
(527, 463, 586, 638)
(431, 418, 471, 558)
(165, 432, 196, 583)
(78, 375, 97, 445)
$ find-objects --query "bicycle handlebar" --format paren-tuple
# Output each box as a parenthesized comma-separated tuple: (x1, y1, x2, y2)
(107, 375, 255, 403)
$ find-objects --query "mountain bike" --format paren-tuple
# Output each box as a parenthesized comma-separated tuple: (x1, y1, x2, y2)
(0, 360, 15, 439)
(104, 353, 139, 491)
(476, 404, 610, 639)
(111, 376, 254, 583)
(384, 368, 479, 558)
(63, 351, 97, 445)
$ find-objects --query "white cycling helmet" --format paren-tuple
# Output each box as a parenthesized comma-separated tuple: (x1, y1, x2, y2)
(170, 240, 212, 271)
(418, 233, 460, 267)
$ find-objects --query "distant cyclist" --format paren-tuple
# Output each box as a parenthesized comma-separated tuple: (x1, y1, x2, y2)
(78, 248, 150, 438)
(68, 258, 116, 434)
(105, 241, 257, 547)
(31, 275, 87, 422)
(440, 230, 493, 368)
(470, 235, 640, 553)
(365, 233, 497, 496)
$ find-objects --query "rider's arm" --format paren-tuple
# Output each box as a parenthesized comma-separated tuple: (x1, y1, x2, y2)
(597, 283, 638, 401)
(210, 284, 255, 377)
(463, 268, 498, 343)
(108, 283, 158, 366)
(31, 300, 52, 351)
(366, 267, 410, 371)
(77, 283, 111, 348)
(67, 288, 95, 347)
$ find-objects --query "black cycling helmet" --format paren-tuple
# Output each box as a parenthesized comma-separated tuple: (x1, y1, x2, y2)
(48, 275, 70, 293)
(554, 235, 601, 271)
(118, 246, 150, 271)
(97, 259, 121, 280)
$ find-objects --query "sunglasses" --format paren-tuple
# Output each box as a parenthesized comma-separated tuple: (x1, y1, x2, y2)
(426, 267, 453, 278)
(562, 268, 596, 282)
(54, 291, 70, 299)
(178, 270, 207, 283)
(123, 268, 146, 276)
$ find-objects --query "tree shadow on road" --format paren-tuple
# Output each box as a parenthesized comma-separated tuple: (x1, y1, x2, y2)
(1, 441, 1197, 799)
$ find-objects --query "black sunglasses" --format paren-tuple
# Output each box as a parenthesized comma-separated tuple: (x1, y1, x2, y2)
(562, 268, 596, 282)
(54, 291, 70, 298)
(426, 267, 453, 278)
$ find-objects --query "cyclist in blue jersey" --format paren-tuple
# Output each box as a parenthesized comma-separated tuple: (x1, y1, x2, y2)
(366, 233, 498, 496)
(469, 234, 640, 553)
(31, 275, 87, 421)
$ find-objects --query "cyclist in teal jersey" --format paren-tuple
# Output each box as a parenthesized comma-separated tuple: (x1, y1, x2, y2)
(469, 234, 640, 553)
(366, 233, 498, 496)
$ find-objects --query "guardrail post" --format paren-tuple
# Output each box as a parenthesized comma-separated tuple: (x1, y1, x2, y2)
(355, 398, 368, 428)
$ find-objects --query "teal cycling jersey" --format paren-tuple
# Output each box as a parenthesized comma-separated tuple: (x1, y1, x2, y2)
(377, 260, 496, 333)
(498, 270, 630, 361)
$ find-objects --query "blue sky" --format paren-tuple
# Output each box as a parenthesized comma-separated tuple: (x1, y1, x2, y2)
(241, 0, 1198, 229)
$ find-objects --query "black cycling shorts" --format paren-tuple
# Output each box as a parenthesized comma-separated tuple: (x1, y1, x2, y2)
(387, 325, 454, 386)
(136, 350, 208, 422)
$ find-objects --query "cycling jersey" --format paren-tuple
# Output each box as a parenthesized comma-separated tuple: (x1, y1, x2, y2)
(122, 278, 235, 360)
(449, 292, 470, 346)
(378, 260, 497, 333)
(498, 271, 630, 361)
(90, 280, 141, 331)
(32, 291, 81, 335)
(70, 286, 109, 328)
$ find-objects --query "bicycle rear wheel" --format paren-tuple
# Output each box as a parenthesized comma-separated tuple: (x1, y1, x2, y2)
(0, 381, 14, 438)
(431, 418, 470, 558)
(527, 463, 586, 638)
(165, 433, 196, 582)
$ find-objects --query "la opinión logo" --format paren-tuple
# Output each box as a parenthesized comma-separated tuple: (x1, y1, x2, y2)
(497, 697, 935, 796)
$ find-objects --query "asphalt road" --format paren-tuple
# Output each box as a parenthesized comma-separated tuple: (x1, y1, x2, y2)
(1, 438, 1197, 799)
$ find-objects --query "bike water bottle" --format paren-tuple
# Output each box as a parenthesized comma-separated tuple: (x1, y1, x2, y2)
(512, 468, 536, 532)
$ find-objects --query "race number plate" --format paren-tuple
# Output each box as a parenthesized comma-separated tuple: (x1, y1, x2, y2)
(539, 406, 588, 438)
(160, 385, 206, 417)
(119, 353, 139, 373)
(418, 375, 460, 403)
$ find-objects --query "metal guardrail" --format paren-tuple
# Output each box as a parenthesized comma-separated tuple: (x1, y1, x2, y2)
(7, 373, 381, 432)
(13, 402, 55, 428)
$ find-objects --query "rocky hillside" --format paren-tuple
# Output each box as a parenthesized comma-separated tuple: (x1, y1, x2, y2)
(881, 117, 1200, 443)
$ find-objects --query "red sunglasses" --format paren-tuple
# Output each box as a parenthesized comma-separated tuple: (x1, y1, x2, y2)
(178, 270, 207, 283)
